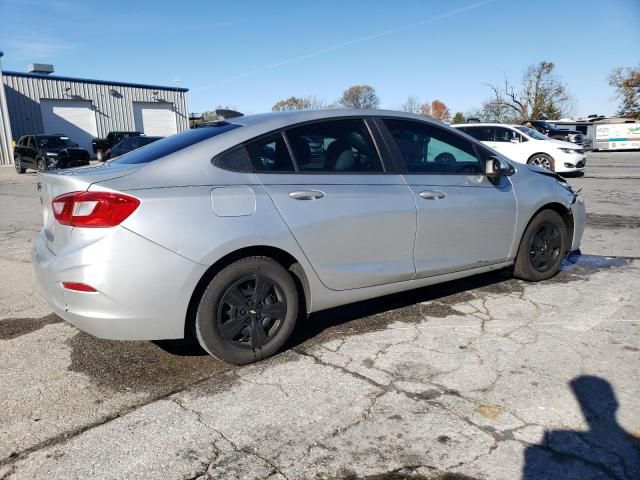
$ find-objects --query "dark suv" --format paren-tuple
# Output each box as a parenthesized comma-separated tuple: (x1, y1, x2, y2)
(14, 135, 90, 173)
(527, 121, 586, 147)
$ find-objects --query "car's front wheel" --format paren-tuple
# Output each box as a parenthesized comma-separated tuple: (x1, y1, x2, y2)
(527, 153, 555, 171)
(36, 157, 47, 172)
(14, 156, 26, 174)
(513, 209, 568, 281)
(195, 257, 299, 364)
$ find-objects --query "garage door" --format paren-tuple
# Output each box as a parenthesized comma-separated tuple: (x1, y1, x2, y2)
(40, 99, 98, 153)
(133, 102, 177, 137)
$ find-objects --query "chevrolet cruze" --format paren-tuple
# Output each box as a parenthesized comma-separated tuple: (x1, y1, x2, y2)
(33, 110, 585, 364)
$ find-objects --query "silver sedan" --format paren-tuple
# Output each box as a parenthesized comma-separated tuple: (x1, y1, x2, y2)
(32, 109, 585, 364)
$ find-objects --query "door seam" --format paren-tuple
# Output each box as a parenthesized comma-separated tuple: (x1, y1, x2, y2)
(400, 174, 419, 280)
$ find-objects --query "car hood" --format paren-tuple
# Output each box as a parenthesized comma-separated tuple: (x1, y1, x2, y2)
(42, 147, 89, 154)
(553, 129, 581, 135)
(526, 163, 567, 182)
(548, 138, 580, 149)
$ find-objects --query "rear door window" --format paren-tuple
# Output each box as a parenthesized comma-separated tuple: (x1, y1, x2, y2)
(462, 126, 495, 142)
(494, 127, 521, 143)
(384, 119, 483, 174)
(245, 133, 295, 172)
(285, 119, 383, 173)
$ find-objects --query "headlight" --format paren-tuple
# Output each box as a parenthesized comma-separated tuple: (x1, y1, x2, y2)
(558, 147, 577, 154)
(45, 152, 59, 157)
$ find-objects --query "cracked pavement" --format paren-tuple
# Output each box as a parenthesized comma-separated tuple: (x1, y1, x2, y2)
(1, 152, 639, 479)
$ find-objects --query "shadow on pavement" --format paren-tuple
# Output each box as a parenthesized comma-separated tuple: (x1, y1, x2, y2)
(286, 269, 512, 350)
(158, 252, 632, 357)
(522, 375, 640, 479)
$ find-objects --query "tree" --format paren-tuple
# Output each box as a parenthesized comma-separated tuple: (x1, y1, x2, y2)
(472, 99, 518, 123)
(419, 102, 432, 118)
(272, 96, 310, 111)
(430, 100, 451, 122)
(486, 61, 573, 121)
(339, 85, 380, 109)
(415, 100, 451, 121)
(271, 95, 329, 111)
(609, 66, 640, 118)
(452, 112, 465, 124)
(399, 95, 421, 114)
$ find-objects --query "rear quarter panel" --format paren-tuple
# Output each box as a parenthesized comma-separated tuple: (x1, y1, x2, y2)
(91, 175, 326, 312)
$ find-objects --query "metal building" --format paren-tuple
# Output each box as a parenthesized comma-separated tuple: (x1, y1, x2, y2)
(0, 61, 189, 165)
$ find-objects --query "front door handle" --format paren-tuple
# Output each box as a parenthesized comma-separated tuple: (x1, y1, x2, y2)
(288, 190, 325, 200)
(419, 190, 446, 200)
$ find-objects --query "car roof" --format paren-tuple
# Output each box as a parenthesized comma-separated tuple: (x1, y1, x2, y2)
(259, 109, 451, 127)
(213, 109, 447, 143)
(453, 123, 522, 128)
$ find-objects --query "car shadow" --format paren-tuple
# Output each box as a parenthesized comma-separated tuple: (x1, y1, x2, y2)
(158, 252, 631, 358)
(284, 269, 513, 351)
(522, 375, 640, 479)
(155, 269, 512, 358)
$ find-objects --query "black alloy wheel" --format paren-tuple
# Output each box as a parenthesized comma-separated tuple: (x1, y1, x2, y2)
(15, 157, 26, 174)
(513, 209, 567, 282)
(528, 222, 562, 273)
(217, 275, 287, 350)
(195, 256, 299, 364)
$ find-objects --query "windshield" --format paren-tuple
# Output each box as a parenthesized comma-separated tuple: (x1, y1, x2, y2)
(515, 126, 548, 140)
(112, 123, 241, 165)
(37, 136, 77, 148)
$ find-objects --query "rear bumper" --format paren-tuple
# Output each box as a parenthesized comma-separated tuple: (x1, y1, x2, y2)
(32, 227, 207, 340)
(570, 195, 586, 251)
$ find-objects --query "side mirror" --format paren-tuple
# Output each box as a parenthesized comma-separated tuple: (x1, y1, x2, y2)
(486, 156, 514, 178)
(510, 137, 519, 144)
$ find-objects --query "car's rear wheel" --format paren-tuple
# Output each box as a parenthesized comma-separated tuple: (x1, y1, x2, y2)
(14, 156, 26, 174)
(527, 153, 555, 171)
(513, 210, 567, 281)
(195, 257, 299, 364)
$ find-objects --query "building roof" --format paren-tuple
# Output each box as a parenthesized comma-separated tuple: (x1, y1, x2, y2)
(2, 70, 188, 92)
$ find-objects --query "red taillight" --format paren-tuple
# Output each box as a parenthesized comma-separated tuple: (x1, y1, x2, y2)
(52, 191, 140, 227)
(61, 282, 97, 292)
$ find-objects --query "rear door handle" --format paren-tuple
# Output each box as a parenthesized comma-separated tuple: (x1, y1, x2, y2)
(288, 190, 325, 200)
(419, 190, 446, 200)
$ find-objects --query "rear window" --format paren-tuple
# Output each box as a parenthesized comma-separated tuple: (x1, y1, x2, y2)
(112, 123, 241, 165)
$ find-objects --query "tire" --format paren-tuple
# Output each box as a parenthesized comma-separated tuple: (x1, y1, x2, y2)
(513, 210, 568, 282)
(195, 256, 299, 365)
(14, 156, 26, 174)
(36, 157, 46, 172)
(96, 150, 104, 161)
(527, 153, 555, 172)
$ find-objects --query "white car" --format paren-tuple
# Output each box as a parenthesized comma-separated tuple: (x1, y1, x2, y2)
(453, 123, 586, 174)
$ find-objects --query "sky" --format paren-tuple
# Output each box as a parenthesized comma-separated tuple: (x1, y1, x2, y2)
(1, 0, 639, 118)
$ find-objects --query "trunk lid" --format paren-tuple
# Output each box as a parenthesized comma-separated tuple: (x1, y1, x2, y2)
(38, 163, 143, 254)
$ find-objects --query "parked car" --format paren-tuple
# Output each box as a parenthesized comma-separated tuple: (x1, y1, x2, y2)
(453, 123, 586, 174)
(92, 131, 141, 160)
(14, 134, 90, 173)
(33, 110, 585, 365)
(526, 120, 586, 147)
(103, 136, 163, 161)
